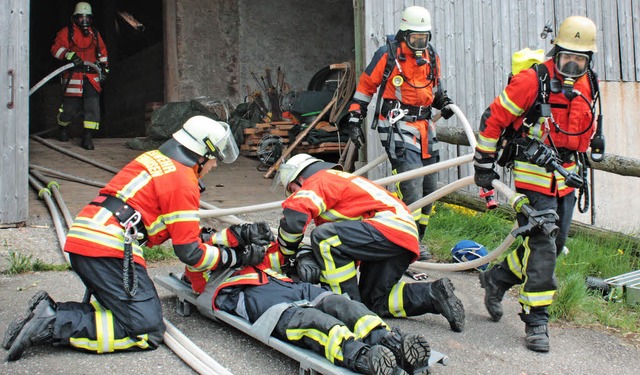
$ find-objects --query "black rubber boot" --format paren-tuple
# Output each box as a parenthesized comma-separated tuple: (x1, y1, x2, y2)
(525, 324, 550, 352)
(378, 327, 431, 375)
(342, 339, 402, 375)
(57, 126, 69, 142)
(6, 299, 56, 361)
(479, 269, 508, 322)
(430, 278, 465, 332)
(417, 243, 432, 261)
(81, 130, 94, 150)
(2, 291, 53, 350)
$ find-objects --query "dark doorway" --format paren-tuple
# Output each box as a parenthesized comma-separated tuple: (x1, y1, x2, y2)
(29, 0, 164, 137)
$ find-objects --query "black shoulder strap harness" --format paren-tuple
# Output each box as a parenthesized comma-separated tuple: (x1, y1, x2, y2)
(370, 38, 437, 130)
(67, 24, 101, 60)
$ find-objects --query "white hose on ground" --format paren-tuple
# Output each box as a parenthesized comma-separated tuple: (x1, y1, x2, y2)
(164, 319, 234, 375)
(30, 164, 108, 188)
(409, 227, 517, 272)
(30, 170, 74, 229)
(30, 135, 120, 174)
(27, 174, 70, 264)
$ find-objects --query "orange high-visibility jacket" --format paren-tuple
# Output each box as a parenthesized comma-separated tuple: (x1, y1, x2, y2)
(65, 150, 225, 273)
(477, 59, 596, 197)
(51, 23, 108, 96)
(279, 169, 419, 258)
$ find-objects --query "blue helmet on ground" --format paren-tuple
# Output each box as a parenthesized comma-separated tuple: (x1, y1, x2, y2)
(451, 240, 489, 271)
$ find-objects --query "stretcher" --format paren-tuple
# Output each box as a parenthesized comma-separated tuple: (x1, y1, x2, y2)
(156, 273, 449, 375)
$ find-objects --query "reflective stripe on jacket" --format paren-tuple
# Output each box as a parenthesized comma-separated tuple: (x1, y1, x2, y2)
(477, 59, 596, 197)
(51, 24, 108, 96)
(65, 150, 223, 271)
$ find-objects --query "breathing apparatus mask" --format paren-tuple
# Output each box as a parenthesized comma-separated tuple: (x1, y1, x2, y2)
(403, 31, 431, 66)
(550, 50, 590, 100)
(73, 14, 93, 35)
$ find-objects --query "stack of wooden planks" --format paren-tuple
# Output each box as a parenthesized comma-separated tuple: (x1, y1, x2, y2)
(240, 121, 346, 156)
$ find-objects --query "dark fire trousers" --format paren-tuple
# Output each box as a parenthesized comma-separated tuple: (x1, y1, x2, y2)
(215, 277, 388, 366)
(52, 253, 165, 353)
(488, 189, 576, 325)
(57, 79, 101, 130)
(390, 148, 439, 239)
(309, 220, 443, 318)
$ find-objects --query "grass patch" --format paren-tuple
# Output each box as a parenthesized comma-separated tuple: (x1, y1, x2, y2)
(426, 202, 640, 336)
(142, 244, 178, 262)
(4, 251, 70, 275)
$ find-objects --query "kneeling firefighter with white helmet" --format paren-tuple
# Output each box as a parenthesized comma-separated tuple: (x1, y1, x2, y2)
(474, 16, 601, 352)
(2, 116, 273, 361)
(274, 153, 466, 333)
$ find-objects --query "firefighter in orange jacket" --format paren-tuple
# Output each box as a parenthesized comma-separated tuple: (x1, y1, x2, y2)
(275, 154, 465, 333)
(473, 16, 600, 352)
(185, 242, 431, 375)
(50, 2, 108, 150)
(2, 116, 273, 361)
(347, 6, 456, 261)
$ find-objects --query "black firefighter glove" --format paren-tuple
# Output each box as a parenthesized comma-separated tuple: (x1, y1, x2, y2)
(65, 51, 83, 67)
(228, 222, 275, 249)
(199, 227, 217, 244)
(346, 111, 366, 149)
(221, 243, 266, 269)
(98, 63, 109, 85)
(473, 150, 500, 190)
(433, 90, 455, 120)
(295, 246, 321, 284)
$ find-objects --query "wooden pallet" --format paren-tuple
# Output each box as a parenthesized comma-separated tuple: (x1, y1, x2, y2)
(240, 121, 346, 157)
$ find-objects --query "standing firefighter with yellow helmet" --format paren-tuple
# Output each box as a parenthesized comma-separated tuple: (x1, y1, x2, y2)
(474, 16, 601, 352)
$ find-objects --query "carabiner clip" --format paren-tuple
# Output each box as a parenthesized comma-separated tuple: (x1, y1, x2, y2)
(389, 104, 407, 125)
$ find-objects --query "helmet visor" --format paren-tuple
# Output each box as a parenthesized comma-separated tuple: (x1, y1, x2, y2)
(555, 51, 589, 78)
(271, 161, 298, 196)
(202, 124, 239, 164)
(406, 32, 431, 51)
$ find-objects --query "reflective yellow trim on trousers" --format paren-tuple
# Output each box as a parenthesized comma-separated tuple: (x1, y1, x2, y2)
(319, 235, 357, 294)
(321, 262, 357, 294)
(388, 282, 407, 317)
(418, 213, 430, 226)
(287, 325, 354, 364)
(69, 302, 150, 353)
(353, 315, 386, 340)
(520, 290, 555, 307)
(506, 248, 524, 280)
(83, 121, 99, 130)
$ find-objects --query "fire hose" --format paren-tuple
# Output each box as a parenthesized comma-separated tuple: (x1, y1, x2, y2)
(29, 61, 102, 96)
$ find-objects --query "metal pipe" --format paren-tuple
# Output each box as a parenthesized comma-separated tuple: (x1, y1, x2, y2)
(30, 170, 74, 229)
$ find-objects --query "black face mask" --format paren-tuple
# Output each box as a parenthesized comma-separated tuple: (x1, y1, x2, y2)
(561, 61, 582, 77)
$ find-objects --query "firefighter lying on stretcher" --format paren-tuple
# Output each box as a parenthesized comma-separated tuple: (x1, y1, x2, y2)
(183, 224, 431, 375)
